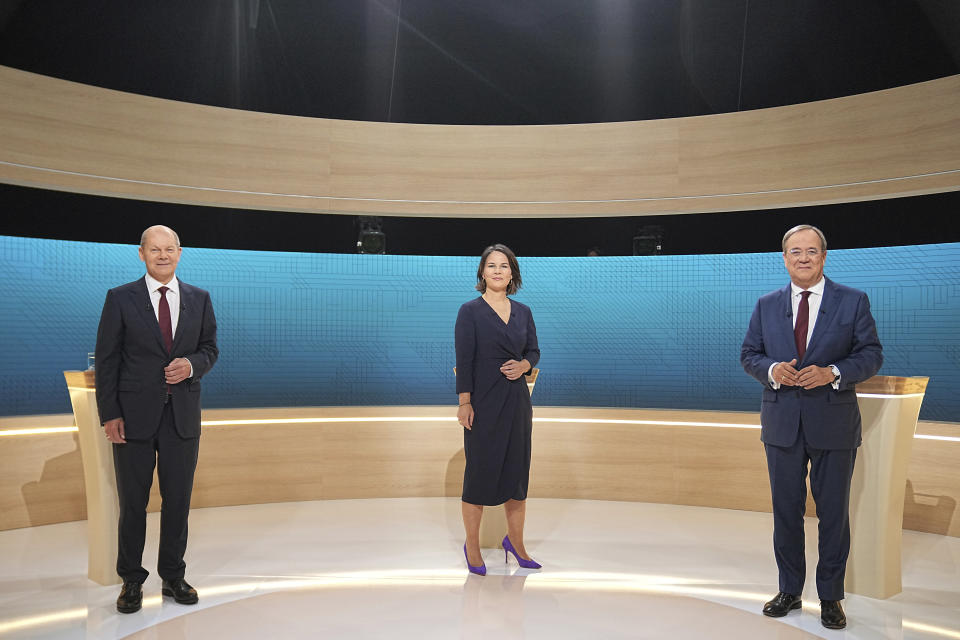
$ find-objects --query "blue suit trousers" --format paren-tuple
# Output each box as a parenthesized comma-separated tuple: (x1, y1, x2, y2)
(764, 419, 857, 601)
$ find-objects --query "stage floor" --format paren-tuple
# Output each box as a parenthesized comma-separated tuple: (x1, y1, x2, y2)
(1, 498, 958, 639)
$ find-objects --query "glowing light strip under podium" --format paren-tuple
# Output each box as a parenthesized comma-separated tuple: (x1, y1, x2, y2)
(2, 411, 958, 441)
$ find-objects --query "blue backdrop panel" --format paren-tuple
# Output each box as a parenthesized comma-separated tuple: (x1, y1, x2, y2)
(0, 236, 957, 421)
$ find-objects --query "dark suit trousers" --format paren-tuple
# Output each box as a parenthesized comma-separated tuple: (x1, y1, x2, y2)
(113, 400, 199, 583)
(764, 419, 856, 601)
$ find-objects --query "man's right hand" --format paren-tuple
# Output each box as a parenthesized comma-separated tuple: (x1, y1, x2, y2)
(773, 359, 800, 387)
(104, 418, 126, 444)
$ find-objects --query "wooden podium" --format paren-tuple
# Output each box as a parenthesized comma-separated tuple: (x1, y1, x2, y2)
(63, 370, 121, 585)
(63, 368, 926, 595)
(847, 375, 929, 599)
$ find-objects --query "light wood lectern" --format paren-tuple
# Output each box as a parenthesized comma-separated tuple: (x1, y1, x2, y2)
(64, 369, 926, 595)
(847, 375, 929, 599)
(64, 370, 121, 585)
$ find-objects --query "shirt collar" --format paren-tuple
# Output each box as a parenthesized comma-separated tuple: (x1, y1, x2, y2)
(145, 273, 180, 296)
(791, 277, 825, 298)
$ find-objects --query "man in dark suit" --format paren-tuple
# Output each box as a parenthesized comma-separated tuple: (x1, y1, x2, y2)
(95, 225, 218, 613)
(741, 225, 882, 630)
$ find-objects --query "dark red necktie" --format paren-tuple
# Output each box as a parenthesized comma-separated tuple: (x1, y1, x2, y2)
(158, 286, 173, 354)
(794, 290, 811, 363)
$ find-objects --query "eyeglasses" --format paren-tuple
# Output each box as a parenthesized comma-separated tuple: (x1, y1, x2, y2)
(787, 248, 822, 258)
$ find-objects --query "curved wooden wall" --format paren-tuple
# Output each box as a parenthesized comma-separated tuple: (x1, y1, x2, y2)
(2, 407, 958, 537)
(1, 66, 958, 217)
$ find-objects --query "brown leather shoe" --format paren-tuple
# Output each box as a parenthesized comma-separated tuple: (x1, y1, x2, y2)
(116, 581, 143, 614)
(820, 599, 846, 629)
(762, 592, 802, 617)
(161, 578, 198, 605)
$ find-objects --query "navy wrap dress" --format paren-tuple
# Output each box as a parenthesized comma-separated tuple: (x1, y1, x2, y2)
(455, 297, 540, 506)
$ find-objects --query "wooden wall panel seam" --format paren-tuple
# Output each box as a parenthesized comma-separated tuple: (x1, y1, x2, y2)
(1, 67, 958, 216)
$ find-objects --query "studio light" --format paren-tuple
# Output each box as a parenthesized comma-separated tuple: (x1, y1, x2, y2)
(632, 225, 664, 256)
(356, 217, 386, 254)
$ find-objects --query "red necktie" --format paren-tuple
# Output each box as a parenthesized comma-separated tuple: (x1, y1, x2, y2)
(794, 290, 811, 363)
(158, 286, 173, 354)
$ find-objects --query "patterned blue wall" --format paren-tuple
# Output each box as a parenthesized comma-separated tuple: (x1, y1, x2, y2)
(1, 236, 957, 421)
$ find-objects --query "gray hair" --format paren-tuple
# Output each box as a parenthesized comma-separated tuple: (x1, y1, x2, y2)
(140, 225, 181, 248)
(782, 225, 827, 252)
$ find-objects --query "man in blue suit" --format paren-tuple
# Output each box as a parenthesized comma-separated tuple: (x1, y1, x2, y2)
(741, 225, 882, 630)
(95, 225, 218, 613)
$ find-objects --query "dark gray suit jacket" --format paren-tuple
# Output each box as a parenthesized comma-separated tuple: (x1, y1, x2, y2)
(95, 277, 218, 439)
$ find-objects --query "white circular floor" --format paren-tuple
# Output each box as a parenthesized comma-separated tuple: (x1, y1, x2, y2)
(1, 498, 958, 639)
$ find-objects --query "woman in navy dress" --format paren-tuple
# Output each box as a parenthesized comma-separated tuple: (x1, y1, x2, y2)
(455, 244, 541, 575)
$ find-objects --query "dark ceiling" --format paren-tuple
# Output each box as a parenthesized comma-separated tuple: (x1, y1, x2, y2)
(1, 1, 958, 254)
(3, 182, 959, 256)
(1, 0, 958, 125)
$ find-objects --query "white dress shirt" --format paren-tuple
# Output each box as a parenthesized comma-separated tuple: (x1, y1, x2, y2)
(768, 277, 840, 389)
(790, 278, 825, 347)
(145, 274, 182, 335)
(144, 274, 192, 376)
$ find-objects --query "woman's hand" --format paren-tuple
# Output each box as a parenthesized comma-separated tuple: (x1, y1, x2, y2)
(500, 359, 530, 380)
(458, 402, 474, 430)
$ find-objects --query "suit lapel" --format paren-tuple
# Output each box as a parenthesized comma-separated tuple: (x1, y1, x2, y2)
(132, 277, 168, 353)
(171, 282, 194, 354)
(806, 277, 840, 359)
(776, 284, 798, 359)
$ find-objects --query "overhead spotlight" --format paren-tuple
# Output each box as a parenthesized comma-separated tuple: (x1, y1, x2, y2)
(356, 216, 386, 254)
(632, 225, 664, 256)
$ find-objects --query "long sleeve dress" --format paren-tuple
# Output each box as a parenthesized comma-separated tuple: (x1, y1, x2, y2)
(455, 297, 540, 505)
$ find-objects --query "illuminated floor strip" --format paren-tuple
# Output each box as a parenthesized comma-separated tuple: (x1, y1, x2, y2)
(1, 497, 958, 639)
(1, 571, 957, 638)
(903, 620, 960, 640)
(0, 608, 88, 636)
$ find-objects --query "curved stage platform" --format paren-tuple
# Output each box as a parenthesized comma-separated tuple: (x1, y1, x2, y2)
(1, 498, 958, 640)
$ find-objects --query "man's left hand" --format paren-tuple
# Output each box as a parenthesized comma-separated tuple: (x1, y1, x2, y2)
(796, 365, 835, 389)
(164, 358, 192, 384)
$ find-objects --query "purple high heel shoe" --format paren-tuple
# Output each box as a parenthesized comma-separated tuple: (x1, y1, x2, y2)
(464, 544, 486, 576)
(502, 535, 542, 569)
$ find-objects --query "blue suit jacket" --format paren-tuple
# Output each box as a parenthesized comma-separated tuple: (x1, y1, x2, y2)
(740, 277, 882, 449)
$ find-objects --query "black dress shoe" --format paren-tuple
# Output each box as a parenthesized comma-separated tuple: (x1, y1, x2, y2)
(762, 592, 802, 617)
(161, 578, 199, 605)
(116, 581, 143, 614)
(820, 599, 846, 629)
